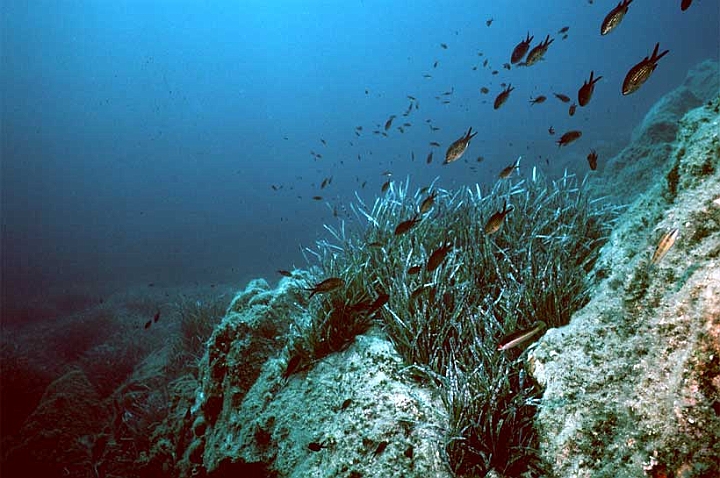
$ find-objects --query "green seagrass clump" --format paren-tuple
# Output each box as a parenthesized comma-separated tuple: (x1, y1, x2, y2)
(299, 169, 617, 476)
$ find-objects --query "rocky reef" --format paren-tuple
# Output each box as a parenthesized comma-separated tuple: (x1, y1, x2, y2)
(529, 88, 720, 476)
(3, 61, 718, 478)
(171, 62, 719, 477)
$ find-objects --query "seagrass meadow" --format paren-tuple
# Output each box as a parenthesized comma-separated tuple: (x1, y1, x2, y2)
(295, 168, 618, 476)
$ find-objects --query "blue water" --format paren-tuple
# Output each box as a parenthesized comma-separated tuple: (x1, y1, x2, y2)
(2, 0, 718, 309)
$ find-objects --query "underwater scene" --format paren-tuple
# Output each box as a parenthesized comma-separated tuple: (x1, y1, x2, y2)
(1, 1, 719, 477)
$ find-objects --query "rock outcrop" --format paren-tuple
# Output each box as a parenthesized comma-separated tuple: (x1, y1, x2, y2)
(530, 95, 720, 477)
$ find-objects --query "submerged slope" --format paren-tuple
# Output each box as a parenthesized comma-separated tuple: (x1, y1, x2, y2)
(529, 95, 720, 477)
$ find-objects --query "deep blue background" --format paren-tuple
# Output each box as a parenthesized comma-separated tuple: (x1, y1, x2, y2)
(2, 0, 718, 309)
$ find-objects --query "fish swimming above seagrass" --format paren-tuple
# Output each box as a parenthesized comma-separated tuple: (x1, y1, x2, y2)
(498, 321, 547, 351)
(426, 242, 453, 272)
(485, 200, 514, 235)
(622, 43, 669, 95)
(305, 277, 345, 298)
(587, 150, 598, 170)
(419, 192, 436, 215)
(601, 0, 633, 35)
(498, 156, 521, 179)
(394, 215, 421, 236)
(444, 127, 478, 164)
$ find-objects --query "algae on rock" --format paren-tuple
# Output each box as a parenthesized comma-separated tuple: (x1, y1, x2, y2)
(529, 94, 720, 478)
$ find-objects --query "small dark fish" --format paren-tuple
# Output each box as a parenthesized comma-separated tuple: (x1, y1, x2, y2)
(394, 215, 421, 236)
(622, 43, 669, 95)
(283, 354, 302, 378)
(553, 92, 571, 103)
(529, 95, 547, 105)
(277, 269, 293, 277)
(494, 84, 514, 110)
(557, 130, 582, 146)
(558, 26, 570, 34)
(419, 192, 436, 214)
(367, 241, 383, 248)
(433, 60, 439, 68)
(476, 155, 485, 163)
(381, 180, 391, 193)
(524, 35, 554, 66)
(485, 200, 514, 235)
(491, 70, 499, 75)
(407, 265, 422, 275)
(320, 176, 332, 189)
(498, 156, 521, 179)
(483, 58, 489, 67)
(153, 311, 160, 323)
(601, 0, 633, 35)
(374, 441, 389, 456)
(426, 151, 433, 164)
(144, 320, 152, 329)
(498, 321, 547, 351)
(587, 150, 598, 170)
(368, 292, 390, 313)
(429, 141, 441, 147)
(511, 32, 534, 64)
(486, 18, 493, 26)
(305, 277, 345, 298)
(480, 87, 489, 94)
(384, 115, 396, 131)
(340, 398, 352, 410)
(578, 71, 602, 106)
(444, 127, 478, 164)
(548, 126, 555, 135)
(308, 442, 328, 452)
(426, 242, 453, 272)
(503, 63, 511, 70)
(681, 0, 692, 10)
(320, 138, 327, 145)
(404, 445, 414, 459)
(312, 195, 323, 201)
(410, 284, 428, 301)
(568, 102, 577, 116)
(440, 43, 448, 49)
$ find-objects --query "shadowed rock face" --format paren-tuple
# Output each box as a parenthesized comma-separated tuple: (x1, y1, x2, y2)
(530, 94, 720, 478)
(2, 369, 109, 478)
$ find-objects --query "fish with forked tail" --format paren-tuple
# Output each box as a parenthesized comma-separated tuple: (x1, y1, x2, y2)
(444, 127, 478, 164)
(601, 0, 633, 35)
(622, 43, 669, 95)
